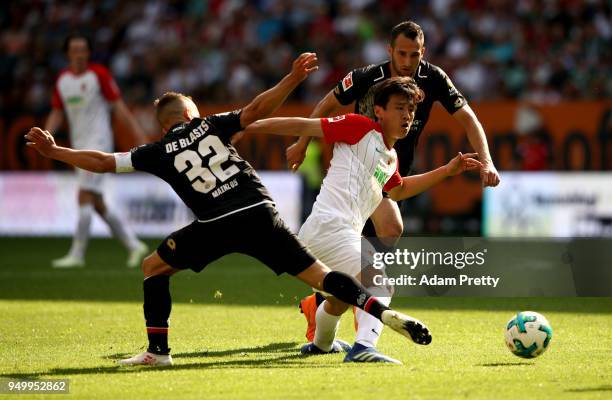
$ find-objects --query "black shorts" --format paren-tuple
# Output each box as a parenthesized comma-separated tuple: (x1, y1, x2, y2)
(156, 203, 316, 276)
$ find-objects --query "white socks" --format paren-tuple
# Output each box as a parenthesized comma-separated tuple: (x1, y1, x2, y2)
(355, 287, 392, 348)
(101, 209, 141, 251)
(68, 204, 140, 260)
(313, 301, 342, 352)
(67, 204, 94, 259)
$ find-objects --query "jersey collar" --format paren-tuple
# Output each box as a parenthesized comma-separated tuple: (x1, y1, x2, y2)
(167, 122, 188, 135)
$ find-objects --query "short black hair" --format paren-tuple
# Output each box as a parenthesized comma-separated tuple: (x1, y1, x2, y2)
(390, 21, 424, 47)
(63, 33, 92, 53)
(373, 76, 424, 108)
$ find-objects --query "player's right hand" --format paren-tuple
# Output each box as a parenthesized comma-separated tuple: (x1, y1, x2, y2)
(286, 140, 307, 172)
(445, 152, 482, 176)
(290, 52, 318, 82)
(25, 127, 57, 157)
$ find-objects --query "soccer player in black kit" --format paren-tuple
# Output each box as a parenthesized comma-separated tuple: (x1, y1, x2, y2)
(287, 21, 500, 345)
(25, 53, 431, 366)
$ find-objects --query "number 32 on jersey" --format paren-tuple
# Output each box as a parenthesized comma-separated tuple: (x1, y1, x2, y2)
(173, 136, 239, 194)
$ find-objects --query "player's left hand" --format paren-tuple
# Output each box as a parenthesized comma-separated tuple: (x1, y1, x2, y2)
(24, 127, 57, 157)
(445, 152, 483, 176)
(480, 162, 500, 187)
(290, 52, 319, 82)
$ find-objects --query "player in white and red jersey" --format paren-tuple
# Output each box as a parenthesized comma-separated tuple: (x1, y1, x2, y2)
(45, 33, 148, 268)
(245, 77, 481, 363)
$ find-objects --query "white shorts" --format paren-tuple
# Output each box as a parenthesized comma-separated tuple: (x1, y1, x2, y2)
(298, 213, 375, 278)
(76, 168, 105, 193)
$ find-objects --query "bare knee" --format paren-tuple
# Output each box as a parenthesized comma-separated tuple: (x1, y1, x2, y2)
(324, 296, 350, 316)
(141, 252, 178, 278)
(377, 218, 403, 239)
(141, 254, 155, 275)
(375, 213, 404, 241)
(371, 199, 403, 240)
(78, 190, 95, 206)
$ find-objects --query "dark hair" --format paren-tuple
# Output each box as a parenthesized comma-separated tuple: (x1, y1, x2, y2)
(373, 76, 424, 108)
(63, 33, 92, 53)
(390, 21, 424, 46)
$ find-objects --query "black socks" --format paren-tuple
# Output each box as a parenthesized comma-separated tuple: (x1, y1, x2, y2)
(321, 271, 390, 320)
(143, 275, 172, 355)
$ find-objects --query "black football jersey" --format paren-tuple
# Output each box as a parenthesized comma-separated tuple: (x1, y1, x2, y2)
(129, 111, 274, 221)
(333, 60, 467, 175)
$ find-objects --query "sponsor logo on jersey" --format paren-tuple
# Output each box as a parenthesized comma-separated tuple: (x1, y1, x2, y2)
(341, 72, 354, 91)
(211, 178, 239, 198)
(328, 115, 346, 123)
(373, 165, 389, 187)
(447, 77, 459, 96)
(66, 96, 83, 105)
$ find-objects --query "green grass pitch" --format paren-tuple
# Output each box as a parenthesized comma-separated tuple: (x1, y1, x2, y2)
(1, 237, 611, 399)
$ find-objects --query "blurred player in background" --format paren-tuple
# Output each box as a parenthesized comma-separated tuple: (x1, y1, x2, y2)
(45, 33, 148, 268)
(26, 53, 432, 366)
(245, 76, 480, 363)
(287, 20, 501, 343)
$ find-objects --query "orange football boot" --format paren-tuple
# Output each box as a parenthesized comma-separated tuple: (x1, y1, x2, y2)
(299, 294, 318, 342)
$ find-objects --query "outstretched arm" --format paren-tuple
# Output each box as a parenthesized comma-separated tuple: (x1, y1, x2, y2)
(44, 108, 65, 135)
(239, 53, 318, 128)
(25, 127, 116, 173)
(244, 117, 323, 138)
(388, 152, 482, 201)
(286, 89, 343, 171)
(453, 105, 500, 187)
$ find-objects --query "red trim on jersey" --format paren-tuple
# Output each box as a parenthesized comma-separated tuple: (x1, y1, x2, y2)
(89, 63, 121, 102)
(383, 161, 402, 192)
(51, 85, 63, 109)
(321, 113, 381, 145)
(51, 69, 71, 109)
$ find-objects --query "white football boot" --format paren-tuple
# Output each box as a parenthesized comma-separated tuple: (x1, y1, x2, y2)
(117, 351, 173, 366)
(51, 255, 85, 268)
(381, 310, 432, 345)
(126, 242, 149, 268)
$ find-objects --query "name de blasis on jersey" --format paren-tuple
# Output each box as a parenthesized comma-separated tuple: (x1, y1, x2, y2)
(165, 120, 241, 198)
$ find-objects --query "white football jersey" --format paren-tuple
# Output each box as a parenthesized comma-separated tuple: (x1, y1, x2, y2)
(308, 114, 402, 233)
(52, 63, 121, 151)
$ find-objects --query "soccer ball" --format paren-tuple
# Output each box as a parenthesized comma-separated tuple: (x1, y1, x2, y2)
(504, 311, 552, 358)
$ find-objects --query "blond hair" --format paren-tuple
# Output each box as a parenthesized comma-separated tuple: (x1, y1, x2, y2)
(153, 92, 193, 127)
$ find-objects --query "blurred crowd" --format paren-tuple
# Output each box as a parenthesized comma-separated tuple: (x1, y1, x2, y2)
(1, 0, 610, 121)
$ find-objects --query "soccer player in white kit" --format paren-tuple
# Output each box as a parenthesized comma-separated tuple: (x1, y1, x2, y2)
(45, 34, 148, 268)
(244, 77, 481, 363)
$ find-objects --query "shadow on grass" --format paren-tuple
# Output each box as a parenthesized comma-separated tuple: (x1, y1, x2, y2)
(0, 342, 344, 379)
(477, 362, 535, 367)
(565, 385, 612, 393)
(103, 341, 298, 360)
